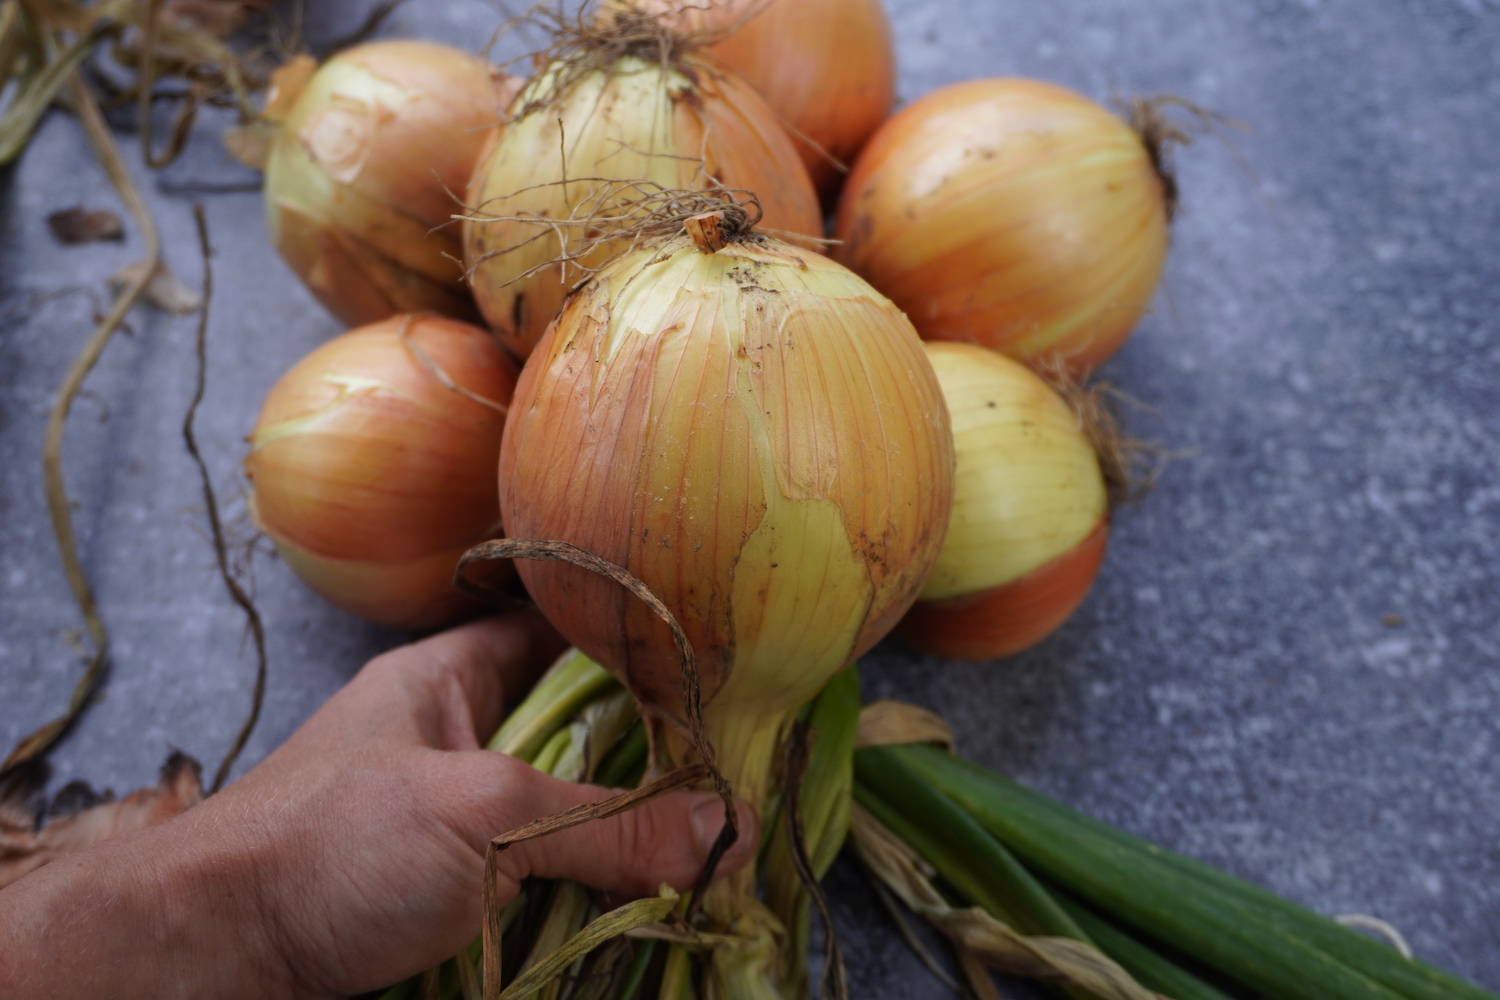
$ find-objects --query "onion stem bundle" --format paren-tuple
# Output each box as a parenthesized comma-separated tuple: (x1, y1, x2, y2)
(374, 674, 1499, 1000)
(856, 740, 1500, 1000)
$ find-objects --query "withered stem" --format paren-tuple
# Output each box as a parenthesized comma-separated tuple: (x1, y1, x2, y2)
(3, 73, 159, 774)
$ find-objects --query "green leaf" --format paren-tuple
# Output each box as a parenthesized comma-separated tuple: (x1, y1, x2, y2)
(1055, 893, 1239, 1000)
(487, 649, 619, 763)
(886, 744, 1458, 1000)
(854, 746, 1087, 943)
(499, 889, 679, 1000)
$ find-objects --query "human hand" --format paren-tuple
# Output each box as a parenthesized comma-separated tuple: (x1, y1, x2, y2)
(0, 613, 758, 999)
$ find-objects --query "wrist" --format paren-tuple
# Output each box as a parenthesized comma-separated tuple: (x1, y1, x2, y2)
(159, 800, 305, 997)
(0, 800, 301, 999)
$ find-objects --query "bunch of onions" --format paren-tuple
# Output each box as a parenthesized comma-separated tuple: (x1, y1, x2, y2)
(245, 314, 518, 630)
(900, 343, 1110, 661)
(263, 41, 522, 326)
(496, 202, 953, 994)
(463, 17, 822, 360)
(599, 0, 895, 199)
(834, 79, 1175, 375)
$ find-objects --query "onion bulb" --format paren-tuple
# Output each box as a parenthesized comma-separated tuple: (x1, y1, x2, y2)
(899, 342, 1109, 660)
(246, 314, 519, 630)
(599, 0, 895, 199)
(463, 28, 821, 361)
(264, 41, 522, 327)
(834, 79, 1173, 375)
(497, 209, 952, 985)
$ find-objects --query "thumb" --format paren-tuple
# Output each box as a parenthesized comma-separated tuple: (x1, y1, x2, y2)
(486, 762, 760, 900)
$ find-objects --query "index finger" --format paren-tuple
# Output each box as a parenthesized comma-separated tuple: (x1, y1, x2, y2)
(359, 611, 568, 750)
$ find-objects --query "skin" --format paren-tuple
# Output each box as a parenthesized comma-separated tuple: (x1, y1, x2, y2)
(0, 613, 757, 999)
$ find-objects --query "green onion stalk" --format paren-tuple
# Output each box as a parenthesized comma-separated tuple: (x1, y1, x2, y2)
(853, 728, 1500, 1000)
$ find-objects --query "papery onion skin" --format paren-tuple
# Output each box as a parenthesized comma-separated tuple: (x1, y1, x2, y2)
(463, 54, 821, 361)
(604, 0, 895, 200)
(265, 41, 522, 327)
(901, 520, 1108, 661)
(834, 78, 1170, 375)
(899, 342, 1108, 660)
(499, 230, 952, 770)
(246, 314, 518, 630)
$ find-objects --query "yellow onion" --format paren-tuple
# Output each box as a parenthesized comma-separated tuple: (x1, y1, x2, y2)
(834, 78, 1172, 375)
(264, 41, 523, 326)
(463, 38, 822, 361)
(899, 342, 1109, 660)
(497, 214, 952, 988)
(601, 0, 895, 199)
(246, 314, 519, 630)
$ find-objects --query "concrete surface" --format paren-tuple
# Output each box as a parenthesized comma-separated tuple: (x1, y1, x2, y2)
(1, 0, 1497, 992)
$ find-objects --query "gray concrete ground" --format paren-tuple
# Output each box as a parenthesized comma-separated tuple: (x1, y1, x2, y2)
(1, 0, 1497, 992)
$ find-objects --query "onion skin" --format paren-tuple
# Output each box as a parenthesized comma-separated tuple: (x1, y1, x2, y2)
(606, 0, 895, 199)
(265, 41, 522, 327)
(464, 54, 821, 361)
(500, 234, 952, 722)
(834, 79, 1170, 375)
(899, 342, 1108, 660)
(900, 519, 1108, 661)
(266, 534, 500, 633)
(246, 314, 518, 630)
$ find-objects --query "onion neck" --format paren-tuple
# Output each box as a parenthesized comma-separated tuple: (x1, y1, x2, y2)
(660, 699, 797, 1000)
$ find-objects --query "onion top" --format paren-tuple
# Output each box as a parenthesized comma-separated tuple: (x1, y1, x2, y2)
(604, 0, 896, 199)
(464, 36, 821, 361)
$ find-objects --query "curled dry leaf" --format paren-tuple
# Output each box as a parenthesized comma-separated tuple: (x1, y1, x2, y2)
(47, 207, 125, 244)
(855, 700, 955, 752)
(108, 259, 202, 314)
(0, 752, 204, 890)
(849, 804, 1164, 1000)
(222, 55, 319, 170)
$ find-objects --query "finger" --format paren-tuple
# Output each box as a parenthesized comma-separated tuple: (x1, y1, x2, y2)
(451, 756, 759, 899)
(351, 611, 566, 750)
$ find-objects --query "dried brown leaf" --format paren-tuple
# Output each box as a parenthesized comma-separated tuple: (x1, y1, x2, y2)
(161, 0, 271, 40)
(855, 700, 954, 752)
(108, 259, 202, 314)
(0, 752, 203, 890)
(47, 207, 125, 244)
(849, 805, 1166, 1000)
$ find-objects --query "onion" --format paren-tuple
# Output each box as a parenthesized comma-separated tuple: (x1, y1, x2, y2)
(264, 41, 522, 327)
(602, 0, 895, 200)
(899, 343, 1109, 660)
(496, 206, 952, 985)
(834, 79, 1173, 375)
(246, 314, 518, 630)
(463, 25, 822, 361)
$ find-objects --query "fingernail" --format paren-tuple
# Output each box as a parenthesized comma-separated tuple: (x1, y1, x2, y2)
(691, 796, 757, 860)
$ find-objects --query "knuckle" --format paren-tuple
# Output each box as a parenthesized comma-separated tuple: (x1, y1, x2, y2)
(614, 801, 673, 890)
